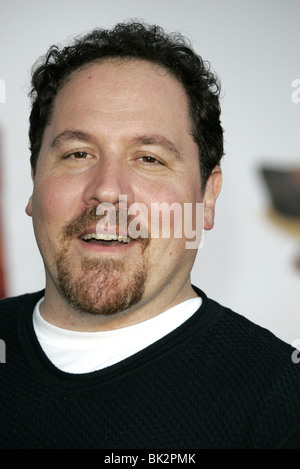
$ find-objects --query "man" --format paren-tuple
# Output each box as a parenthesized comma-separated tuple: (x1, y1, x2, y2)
(1, 21, 300, 449)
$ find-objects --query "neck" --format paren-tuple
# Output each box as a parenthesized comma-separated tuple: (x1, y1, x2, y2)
(40, 276, 198, 332)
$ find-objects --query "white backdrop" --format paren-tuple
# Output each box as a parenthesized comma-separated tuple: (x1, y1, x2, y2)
(0, 0, 299, 344)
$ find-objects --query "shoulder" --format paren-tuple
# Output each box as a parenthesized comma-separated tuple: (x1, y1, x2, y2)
(0, 291, 44, 312)
(201, 292, 293, 357)
(0, 291, 44, 364)
(200, 294, 300, 447)
(0, 291, 44, 329)
(194, 287, 300, 397)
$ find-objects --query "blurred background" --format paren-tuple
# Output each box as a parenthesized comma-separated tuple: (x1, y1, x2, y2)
(0, 0, 299, 344)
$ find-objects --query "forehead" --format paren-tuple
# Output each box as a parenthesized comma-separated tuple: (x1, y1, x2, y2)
(65, 57, 186, 98)
(51, 58, 192, 132)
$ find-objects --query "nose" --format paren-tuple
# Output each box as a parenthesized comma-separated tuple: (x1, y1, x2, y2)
(82, 157, 134, 208)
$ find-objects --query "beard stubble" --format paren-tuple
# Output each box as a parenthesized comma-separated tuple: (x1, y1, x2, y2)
(55, 207, 149, 316)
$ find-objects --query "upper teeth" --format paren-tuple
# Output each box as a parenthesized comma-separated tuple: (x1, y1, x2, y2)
(81, 233, 131, 243)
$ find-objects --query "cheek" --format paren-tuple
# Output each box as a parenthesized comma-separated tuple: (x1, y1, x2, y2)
(133, 183, 199, 245)
(31, 177, 79, 241)
(134, 179, 201, 225)
(135, 179, 187, 205)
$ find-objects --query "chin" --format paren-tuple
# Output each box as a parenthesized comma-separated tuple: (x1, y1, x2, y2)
(56, 252, 147, 316)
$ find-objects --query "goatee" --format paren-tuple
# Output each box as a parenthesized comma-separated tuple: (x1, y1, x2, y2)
(55, 206, 149, 316)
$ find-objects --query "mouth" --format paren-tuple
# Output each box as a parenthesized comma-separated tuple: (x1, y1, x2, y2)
(80, 232, 132, 246)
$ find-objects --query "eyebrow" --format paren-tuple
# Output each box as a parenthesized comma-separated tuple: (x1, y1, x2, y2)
(131, 135, 182, 160)
(49, 130, 94, 150)
(49, 130, 182, 160)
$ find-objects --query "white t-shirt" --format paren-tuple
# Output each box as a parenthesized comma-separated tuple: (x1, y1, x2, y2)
(32, 296, 202, 374)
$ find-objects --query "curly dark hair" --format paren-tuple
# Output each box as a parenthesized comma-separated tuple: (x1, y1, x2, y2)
(29, 21, 224, 189)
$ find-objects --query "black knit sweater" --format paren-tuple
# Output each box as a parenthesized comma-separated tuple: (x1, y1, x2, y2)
(1, 287, 300, 449)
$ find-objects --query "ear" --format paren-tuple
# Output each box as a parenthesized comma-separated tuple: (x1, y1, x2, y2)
(203, 166, 222, 231)
(25, 167, 35, 217)
(25, 195, 33, 217)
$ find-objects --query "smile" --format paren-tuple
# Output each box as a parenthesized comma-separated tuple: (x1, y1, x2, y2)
(80, 232, 132, 244)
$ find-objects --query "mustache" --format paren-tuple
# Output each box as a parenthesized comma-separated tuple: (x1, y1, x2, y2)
(61, 206, 150, 248)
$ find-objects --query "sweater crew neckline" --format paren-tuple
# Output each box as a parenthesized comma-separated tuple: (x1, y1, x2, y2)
(17, 286, 224, 389)
(32, 296, 202, 374)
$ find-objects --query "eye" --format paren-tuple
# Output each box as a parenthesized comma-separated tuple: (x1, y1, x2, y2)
(64, 151, 93, 160)
(138, 155, 164, 165)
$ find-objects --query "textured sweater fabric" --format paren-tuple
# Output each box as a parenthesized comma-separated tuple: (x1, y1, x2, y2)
(1, 287, 300, 449)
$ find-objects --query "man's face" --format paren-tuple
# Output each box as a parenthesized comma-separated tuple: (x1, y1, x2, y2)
(26, 58, 215, 327)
